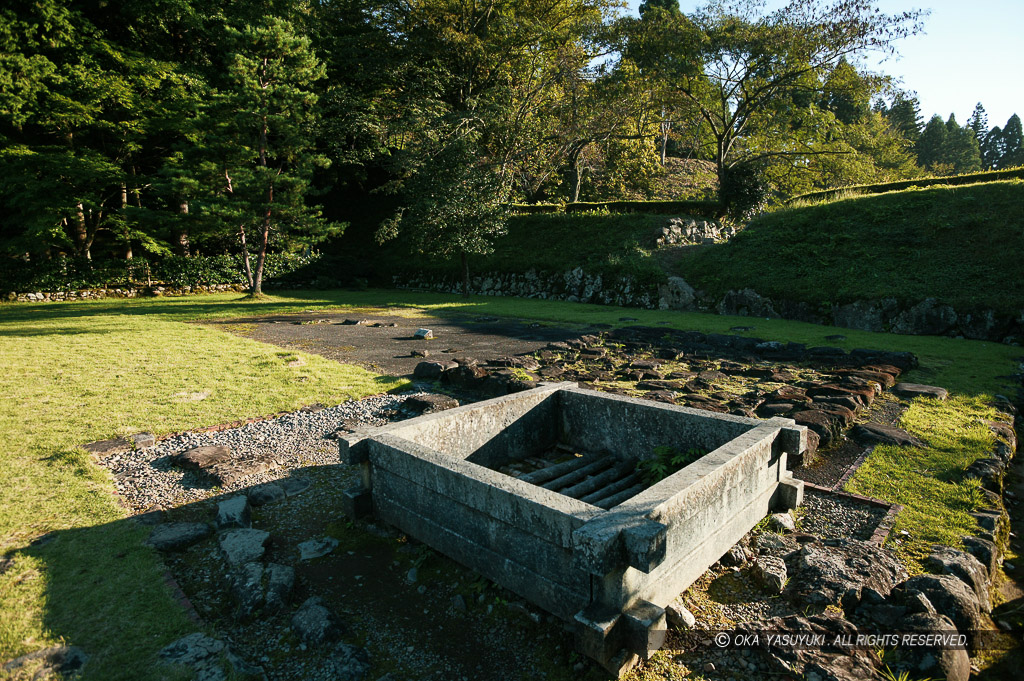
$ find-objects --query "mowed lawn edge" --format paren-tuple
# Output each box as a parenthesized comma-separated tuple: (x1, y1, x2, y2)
(0, 303, 407, 679)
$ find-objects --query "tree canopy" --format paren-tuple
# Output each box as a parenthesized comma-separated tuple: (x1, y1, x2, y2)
(0, 0, 1019, 284)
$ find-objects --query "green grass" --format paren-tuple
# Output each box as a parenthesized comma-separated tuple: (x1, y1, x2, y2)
(0, 302, 406, 679)
(677, 180, 1024, 314)
(845, 395, 1005, 572)
(0, 288, 1019, 677)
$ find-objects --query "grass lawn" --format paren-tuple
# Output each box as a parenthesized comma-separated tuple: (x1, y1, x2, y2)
(0, 288, 1019, 677)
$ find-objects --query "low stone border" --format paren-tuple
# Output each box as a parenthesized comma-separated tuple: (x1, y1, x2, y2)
(161, 567, 202, 624)
(832, 445, 875, 492)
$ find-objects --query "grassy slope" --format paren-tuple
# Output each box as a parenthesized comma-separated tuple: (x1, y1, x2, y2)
(381, 211, 670, 286)
(676, 180, 1024, 314)
(0, 290, 1019, 677)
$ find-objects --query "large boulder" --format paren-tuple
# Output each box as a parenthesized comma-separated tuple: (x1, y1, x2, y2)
(291, 597, 342, 647)
(890, 574, 987, 651)
(741, 615, 881, 681)
(924, 545, 991, 612)
(146, 522, 212, 551)
(786, 538, 908, 614)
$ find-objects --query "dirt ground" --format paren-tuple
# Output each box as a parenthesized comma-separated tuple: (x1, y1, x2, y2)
(207, 310, 602, 377)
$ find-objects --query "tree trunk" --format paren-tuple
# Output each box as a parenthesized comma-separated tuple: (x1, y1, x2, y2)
(121, 182, 132, 259)
(175, 200, 190, 256)
(460, 251, 470, 299)
(73, 203, 90, 260)
(250, 69, 270, 298)
(239, 226, 254, 290)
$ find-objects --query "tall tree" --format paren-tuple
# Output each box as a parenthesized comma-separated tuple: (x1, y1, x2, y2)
(622, 0, 925, 212)
(966, 102, 988, 145)
(915, 114, 948, 171)
(981, 124, 1005, 170)
(999, 114, 1024, 168)
(189, 16, 337, 296)
(942, 113, 982, 174)
(882, 93, 923, 143)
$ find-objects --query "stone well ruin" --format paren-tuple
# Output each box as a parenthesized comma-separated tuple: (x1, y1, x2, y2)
(339, 382, 807, 674)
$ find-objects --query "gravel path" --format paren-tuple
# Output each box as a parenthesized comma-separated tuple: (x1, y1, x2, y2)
(799, 488, 888, 541)
(100, 390, 438, 513)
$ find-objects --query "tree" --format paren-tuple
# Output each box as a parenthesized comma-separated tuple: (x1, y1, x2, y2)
(999, 114, 1024, 168)
(189, 16, 337, 296)
(966, 102, 988, 144)
(941, 113, 982, 174)
(882, 93, 923, 143)
(622, 0, 925, 212)
(915, 114, 948, 171)
(981, 124, 1005, 170)
(639, 0, 681, 16)
(378, 129, 509, 298)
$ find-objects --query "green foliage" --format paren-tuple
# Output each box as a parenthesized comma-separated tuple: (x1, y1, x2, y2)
(718, 164, 771, 220)
(678, 180, 1024, 314)
(0, 253, 320, 292)
(378, 210, 670, 288)
(638, 445, 708, 484)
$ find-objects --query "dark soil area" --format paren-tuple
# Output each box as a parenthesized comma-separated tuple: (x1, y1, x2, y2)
(208, 311, 594, 376)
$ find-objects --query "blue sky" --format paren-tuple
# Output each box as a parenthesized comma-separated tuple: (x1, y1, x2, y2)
(623, 0, 1022, 129)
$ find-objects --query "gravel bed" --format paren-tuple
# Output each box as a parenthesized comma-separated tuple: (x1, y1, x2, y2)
(798, 488, 888, 541)
(100, 390, 440, 513)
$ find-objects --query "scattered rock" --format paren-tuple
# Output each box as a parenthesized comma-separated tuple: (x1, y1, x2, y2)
(322, 643, 371, 681)
(404, 394, 459, 414)
(2, 645, 88, 678)
(280, 476, 311, 497)
(753, 556, 788, 593)
(924, 545, 991, 612)
(219, 529, 270, 566)
(787, 538, 908, 613)
(413, 360, 458, 379)
(406, 567, 418, 584)
(291, 597, 342, 646)
(81, 437, 130, 457)
(146, 522, 212, 551)
(746, 615, 880, 681)
(892, 382, 948, 401)
(767, 512, 796, 533)
(132, 432, 156, 449)
(666, 602, 696, 629)
(215, 495, 251, 529)
(171, 445, 264, 486)
(452, 594, 467, 612)
(231, 562, 266, 619)
(411, 349, 430, 358)
(850, 423, 924, 448)
(159, 633, 227, 680)
(264, 563, 295, 613)
(720, 545, 748, 567)
(890, 575, 987, 650)
(247, 482, 286, 506)
(298, 536, 339, 561)
(413, 328, 433, 340)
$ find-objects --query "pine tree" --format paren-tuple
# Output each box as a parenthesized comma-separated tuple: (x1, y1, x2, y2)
(942, 114, 982, 174)
(915, 115, 947, 171)
(883, 94, 923, 143)
(1000, 114, 1024, 168)
(639, 0, 681, 16)
(966, 103, 988, 144)
(981, 125, 1005, 169)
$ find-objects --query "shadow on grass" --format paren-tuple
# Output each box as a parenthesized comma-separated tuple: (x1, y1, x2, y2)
(6, 462, 588, 681)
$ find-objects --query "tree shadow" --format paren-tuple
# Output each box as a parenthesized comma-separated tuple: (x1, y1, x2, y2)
(4, 462, 586, 681)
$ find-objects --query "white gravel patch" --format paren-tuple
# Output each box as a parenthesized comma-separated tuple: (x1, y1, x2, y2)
(100, 391, 438, 513)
